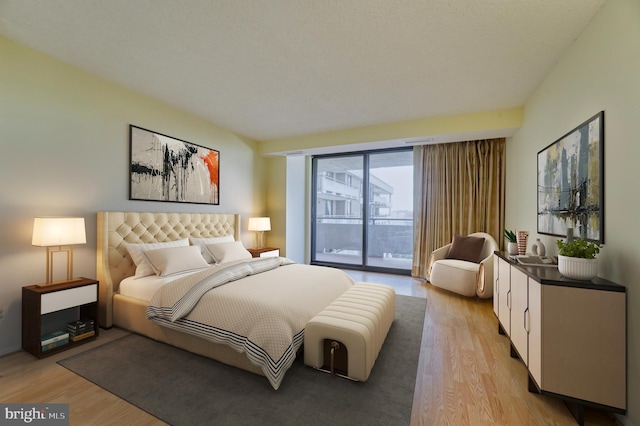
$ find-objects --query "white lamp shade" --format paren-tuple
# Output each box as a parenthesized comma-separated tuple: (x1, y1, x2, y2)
(32, 217, 87, 246)
(248, 217, 271, 232)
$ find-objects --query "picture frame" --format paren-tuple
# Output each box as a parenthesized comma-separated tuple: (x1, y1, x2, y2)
(129, 125, 219, 205)
(537, 111, 604, 242)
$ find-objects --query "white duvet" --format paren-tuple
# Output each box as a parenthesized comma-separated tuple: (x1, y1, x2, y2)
(145, 257, 354, 389)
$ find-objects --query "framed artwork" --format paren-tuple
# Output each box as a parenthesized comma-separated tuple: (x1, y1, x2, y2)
(537, 111, 604, 242)
(129, 125, 219, 205)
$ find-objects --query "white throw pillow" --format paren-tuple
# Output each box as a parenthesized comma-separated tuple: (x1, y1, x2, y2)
(189, 235, 235, 263)
(206, 241, 252, 264)
(125, 238, 190, 278)
(143, 245, 210, 277)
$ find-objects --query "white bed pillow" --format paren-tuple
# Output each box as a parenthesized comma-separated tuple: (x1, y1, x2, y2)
(143, 245, 210, 277)
(125, 238, 190, 278)
(189, 235, 234, 263)
(206, 241, 252, 264)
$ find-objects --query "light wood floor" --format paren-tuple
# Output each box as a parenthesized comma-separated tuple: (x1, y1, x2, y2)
(0, 271, 620, 426)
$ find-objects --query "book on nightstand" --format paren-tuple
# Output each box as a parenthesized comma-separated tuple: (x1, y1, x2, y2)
(67, 319, 95, 335)
(41, 331, 69, 351)
(70, 330, 96, 342)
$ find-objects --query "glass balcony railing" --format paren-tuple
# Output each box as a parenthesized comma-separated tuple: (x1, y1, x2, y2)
(314, 217, 413, 270)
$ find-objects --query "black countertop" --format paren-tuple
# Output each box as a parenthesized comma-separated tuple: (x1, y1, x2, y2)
(495, 251, 625, 293)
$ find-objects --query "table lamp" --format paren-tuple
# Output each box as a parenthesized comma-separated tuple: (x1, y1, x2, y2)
(32, 217, 86, 286)
(248, 217, 271, 248)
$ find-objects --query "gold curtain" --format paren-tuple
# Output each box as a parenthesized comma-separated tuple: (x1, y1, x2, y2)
(412, 138, 506, 278)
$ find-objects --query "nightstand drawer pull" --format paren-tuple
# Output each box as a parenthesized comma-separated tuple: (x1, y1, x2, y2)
(41, 284, 97, 314)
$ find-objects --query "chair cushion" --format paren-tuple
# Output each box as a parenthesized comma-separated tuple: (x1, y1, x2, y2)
(429, 259, 481, 297)
(446, 235, 485, 263)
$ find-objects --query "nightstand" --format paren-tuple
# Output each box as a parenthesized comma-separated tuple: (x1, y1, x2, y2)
(247, 247, 280, 258)
(22, 278, 99, 358)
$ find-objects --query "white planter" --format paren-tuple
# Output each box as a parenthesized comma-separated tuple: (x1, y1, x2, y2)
(558, 255, 598, 281)
(507, 242, 519, 255)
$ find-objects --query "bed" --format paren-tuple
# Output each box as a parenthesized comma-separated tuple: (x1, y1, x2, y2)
(96, 211, 354, 389)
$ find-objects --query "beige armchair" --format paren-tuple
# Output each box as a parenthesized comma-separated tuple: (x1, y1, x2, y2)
(426, 232, 497, 298)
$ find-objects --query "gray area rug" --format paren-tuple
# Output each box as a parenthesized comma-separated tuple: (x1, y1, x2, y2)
(58, 295, 426, 426)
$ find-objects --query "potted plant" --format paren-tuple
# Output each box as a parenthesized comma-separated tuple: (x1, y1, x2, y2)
(556, 238, 602, 280)
(504, 229, 518, 255)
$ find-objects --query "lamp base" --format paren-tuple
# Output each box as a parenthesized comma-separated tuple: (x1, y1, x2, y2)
(40, 245, 78, 287)
(257, 231, 265, 248)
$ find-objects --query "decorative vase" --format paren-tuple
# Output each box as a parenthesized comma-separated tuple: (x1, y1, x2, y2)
(516, 231, 529, 256)
(507, 242, 519, 255)
(566, 227, 574, 243)
(558, 255, 598, 281)
(531, 238, 546, 256)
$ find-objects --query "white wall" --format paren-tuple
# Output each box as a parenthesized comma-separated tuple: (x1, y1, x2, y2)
(285, 156, 306, 263)
(0, 37, 265, 355)
(265, 156, 286, 253)
(506, 0, 640, 422)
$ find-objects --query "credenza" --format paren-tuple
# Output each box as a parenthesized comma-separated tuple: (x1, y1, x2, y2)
(493, 252, 626, 425)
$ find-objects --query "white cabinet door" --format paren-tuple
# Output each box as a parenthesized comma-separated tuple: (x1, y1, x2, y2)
(497, 257, 511, 336)
(528, 278, 542, 386)
(510, 267, 529, 364)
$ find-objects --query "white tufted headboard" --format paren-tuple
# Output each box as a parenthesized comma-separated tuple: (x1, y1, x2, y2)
(96, 211, 240, 327)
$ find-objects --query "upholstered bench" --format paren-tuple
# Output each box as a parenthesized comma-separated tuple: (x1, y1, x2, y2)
(303, 282, 395, 381)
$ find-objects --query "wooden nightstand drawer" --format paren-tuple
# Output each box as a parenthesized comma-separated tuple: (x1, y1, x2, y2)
(41, 284, 97, 314)
(247, 247, 279, 258)
(259, 249, 279, 258)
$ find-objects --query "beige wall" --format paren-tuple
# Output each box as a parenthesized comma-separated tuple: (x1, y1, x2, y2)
(0, 37, 266, 354)
(507, 0, 639, 422)
(263, 155, 308, 263)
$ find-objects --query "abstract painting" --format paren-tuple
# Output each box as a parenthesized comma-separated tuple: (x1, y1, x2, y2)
(537, 111, 604, 242)
(130, 125, 219, 205)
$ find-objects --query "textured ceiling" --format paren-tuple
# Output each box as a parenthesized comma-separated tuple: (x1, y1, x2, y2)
(0, 0, 605, 141)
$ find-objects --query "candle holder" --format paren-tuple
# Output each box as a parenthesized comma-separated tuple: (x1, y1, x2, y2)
(516, 230, 529, 256)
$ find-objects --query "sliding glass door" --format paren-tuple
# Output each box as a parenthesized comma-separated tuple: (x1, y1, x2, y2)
(311, 148, 413, 273)
(313, 154, 364, 265)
